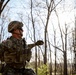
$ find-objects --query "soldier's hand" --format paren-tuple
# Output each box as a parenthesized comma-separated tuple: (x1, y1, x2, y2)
(35, 40, 44, 46)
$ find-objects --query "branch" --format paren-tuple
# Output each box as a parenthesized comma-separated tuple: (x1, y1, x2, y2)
(0, 0, 10, 15)
(1, 0, 10, 11)
(51, 43, 64, 53)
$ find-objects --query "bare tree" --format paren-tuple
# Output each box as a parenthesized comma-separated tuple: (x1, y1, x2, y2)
(64, 24, 68, 75)
(47, 36, 52, 75)
(44, 0, 54, 65)
(0, 0, 10, 42)
(30, 0, 38, 75)
(54, 9, 70, 75)
(54, 29, 57, 75)
(0, 0, 10, 15)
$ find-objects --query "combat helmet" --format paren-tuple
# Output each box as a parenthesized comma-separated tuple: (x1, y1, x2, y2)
(8, 21, 23, 33)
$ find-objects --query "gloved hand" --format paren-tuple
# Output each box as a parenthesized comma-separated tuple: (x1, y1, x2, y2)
(35, 40, 44, 46)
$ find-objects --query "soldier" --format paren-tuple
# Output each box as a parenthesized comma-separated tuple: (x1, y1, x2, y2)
(0, 21, 44, 75)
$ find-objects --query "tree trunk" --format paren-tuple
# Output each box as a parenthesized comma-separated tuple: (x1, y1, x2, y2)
(30, 0, 38, 75)
(64, 24, 68, 75)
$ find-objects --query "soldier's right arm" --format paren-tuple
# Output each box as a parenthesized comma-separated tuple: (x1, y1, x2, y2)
(0, 43, 6, 61)
(0, 39, 14, 53)
(0, 43, 5, 55)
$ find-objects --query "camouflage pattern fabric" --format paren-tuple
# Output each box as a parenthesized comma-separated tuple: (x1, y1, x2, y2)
(0, 36, 32, 67)
(3, 65, 36, 75)
(8, 21, 23, 33)
(0, 36, 34, 75)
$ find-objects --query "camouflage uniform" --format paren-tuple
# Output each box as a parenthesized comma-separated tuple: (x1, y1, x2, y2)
(0, 21, 36, 75)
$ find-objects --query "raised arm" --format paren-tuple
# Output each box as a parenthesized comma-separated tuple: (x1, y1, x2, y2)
(27, 40, 44, 49)
(26, 40, 44, 62)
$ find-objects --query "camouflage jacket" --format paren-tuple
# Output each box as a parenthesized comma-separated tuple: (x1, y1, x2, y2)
(0, 36, 31, 64)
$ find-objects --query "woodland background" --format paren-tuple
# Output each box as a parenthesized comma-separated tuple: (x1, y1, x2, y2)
(0, 0, 76, 75)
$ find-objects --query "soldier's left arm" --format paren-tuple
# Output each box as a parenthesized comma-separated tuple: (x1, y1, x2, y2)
(26, 40, 44, 62)
(27, 40, 44, 50)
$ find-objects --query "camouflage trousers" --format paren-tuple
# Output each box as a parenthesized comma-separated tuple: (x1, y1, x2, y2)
(2, 65, 36, 75)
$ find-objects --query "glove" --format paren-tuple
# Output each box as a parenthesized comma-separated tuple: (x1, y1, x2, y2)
(35, 40, 44, 46)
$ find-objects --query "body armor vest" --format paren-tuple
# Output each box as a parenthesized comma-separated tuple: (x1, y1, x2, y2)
(2, 36, 30, 64)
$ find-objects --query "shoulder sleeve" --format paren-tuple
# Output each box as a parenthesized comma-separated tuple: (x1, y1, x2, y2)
(0, 39, 13, 53)
(0, 39, 13, 61)
(2, 39, 12, 49)
(0, 40, 12, 61)
(0, 43, 4, 61)
(0, 43, 5, 53)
